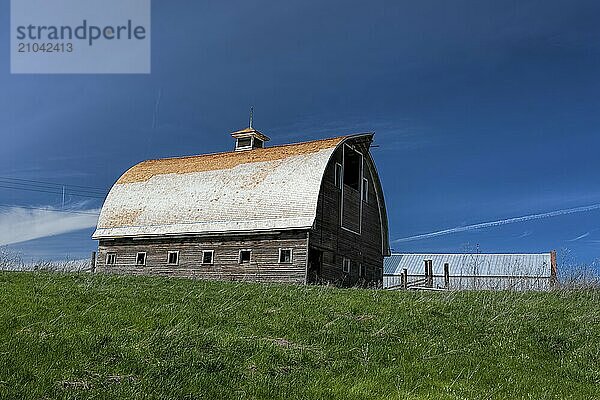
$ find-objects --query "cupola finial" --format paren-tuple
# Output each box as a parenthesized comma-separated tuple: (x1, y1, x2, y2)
(249, 106, 254, 129)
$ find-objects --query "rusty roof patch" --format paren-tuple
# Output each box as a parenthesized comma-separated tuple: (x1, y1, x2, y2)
(118, 136, 346, 184)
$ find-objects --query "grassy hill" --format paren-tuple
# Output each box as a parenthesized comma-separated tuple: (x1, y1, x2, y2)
(0, 272, 599, 399)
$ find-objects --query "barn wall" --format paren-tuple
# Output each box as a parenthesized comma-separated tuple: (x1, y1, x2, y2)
(97, 231, 308, 283)
(310, 139, 385, 286)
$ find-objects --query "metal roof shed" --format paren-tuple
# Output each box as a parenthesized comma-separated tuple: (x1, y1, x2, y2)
(384, 252, 557, 291)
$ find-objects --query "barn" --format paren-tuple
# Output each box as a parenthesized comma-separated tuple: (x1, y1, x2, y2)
(384, 252, 558, 291)
(92, 126, 390, 286)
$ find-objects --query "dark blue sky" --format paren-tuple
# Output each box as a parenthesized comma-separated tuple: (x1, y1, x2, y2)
(1, 0, 599, 264)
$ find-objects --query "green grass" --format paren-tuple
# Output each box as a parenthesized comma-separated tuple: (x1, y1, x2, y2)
(1, 272, 599, 399)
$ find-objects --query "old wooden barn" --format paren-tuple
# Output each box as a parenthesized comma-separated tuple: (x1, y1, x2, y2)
(92, 126, 390, 286)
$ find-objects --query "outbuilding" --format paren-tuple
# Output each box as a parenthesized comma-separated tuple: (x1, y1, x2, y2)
(384, 252, 558, 290)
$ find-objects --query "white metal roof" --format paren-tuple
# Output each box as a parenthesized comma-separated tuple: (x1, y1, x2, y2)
(384, 253, 552, 277)
(93, 135, 367, 239)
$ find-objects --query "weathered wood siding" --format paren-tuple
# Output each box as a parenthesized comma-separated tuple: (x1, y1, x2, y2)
(342, 186, 361, 233)
(311, 138, 386, 286)
(97, 231, 308, 283)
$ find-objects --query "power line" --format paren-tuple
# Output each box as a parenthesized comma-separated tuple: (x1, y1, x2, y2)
(0, 176, 108, 192)
(0, 175, 108, 201)
(0, 179, 107, 196)
(0, 204, 100, 216)
(0, 184, 106, 199)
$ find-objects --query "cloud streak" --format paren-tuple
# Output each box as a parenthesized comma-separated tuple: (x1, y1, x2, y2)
(515, 230, 533, 239)
(568, 232, 590, 242)
(0, 206, 99, 246)
(393, 203, 600, 243)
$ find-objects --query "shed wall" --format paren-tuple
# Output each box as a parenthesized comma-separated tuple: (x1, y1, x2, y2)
(383, 274, 552, 291)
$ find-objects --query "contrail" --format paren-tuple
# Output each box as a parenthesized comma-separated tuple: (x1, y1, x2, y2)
(393, 203, 600, 243)
(568, 232, 591, 242)
(152, 88, 162, 129)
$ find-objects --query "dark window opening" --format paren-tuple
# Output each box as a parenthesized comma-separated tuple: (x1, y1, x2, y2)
(279, 249, 292, 263)
(106, 253, 116, 265)
(253, 138, 264, 149)
(343, 146, 362, 190)
(167, 251, 179, 265)
(202, 250, 214, 265)
(343, 257, 351, 274)
(359, 263, 365, 277)
(236, 137, 252, 149)
(136, 252, 146, 266)
(334, 163, 343, 189)
(239, 250, 251, 264)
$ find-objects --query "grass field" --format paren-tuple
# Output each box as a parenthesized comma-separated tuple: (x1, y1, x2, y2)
(1, 272, 599, 399)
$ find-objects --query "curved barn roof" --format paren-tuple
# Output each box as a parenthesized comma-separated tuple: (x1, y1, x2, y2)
(93, 135, 371, 239)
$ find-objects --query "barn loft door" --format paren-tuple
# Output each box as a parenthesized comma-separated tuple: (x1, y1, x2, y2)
(341, 144, 362, 234)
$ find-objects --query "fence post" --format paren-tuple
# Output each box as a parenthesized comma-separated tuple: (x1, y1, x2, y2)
(431, 261, 435, 287)
(550, 250, 558, 289)
(402, 268, 408, 289)
(444, 262, 450, 289)
(428, 260, 434, 287)
(431, 261, 434, 287)
(91, 251, 96, 273)
(424, 260, 429, 287)
(400, 270, 405, 289)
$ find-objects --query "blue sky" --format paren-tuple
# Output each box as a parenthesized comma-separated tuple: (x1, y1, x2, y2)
(1, 0, 599, 264)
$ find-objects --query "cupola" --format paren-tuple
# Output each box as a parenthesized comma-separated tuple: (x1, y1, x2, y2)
(231, 107, 270, 151)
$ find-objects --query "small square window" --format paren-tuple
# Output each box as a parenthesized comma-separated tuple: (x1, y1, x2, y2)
(343, 257, 351, 274)
(106, 253, 116, 265)
(167, 251, 179, 265)
(334, 163, 343, 189)
(202, 250, 214, 265)
(239, 250, 251, 264)
(362, 178, 369, 203)
(136, 252, 146, 266)
(279, 248, 292, 263)
(236, 137, 252, 149)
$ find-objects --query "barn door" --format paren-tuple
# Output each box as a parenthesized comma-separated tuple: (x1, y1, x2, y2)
(307, 248, 322, 284)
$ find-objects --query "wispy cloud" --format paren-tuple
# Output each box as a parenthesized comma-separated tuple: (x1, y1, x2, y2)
(568, 232, 590, 242)
(393, 203, 600, 243)
(271, 115, 435, 150)
(516, 230, 533, 239)
(0, 206, 99, 246)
